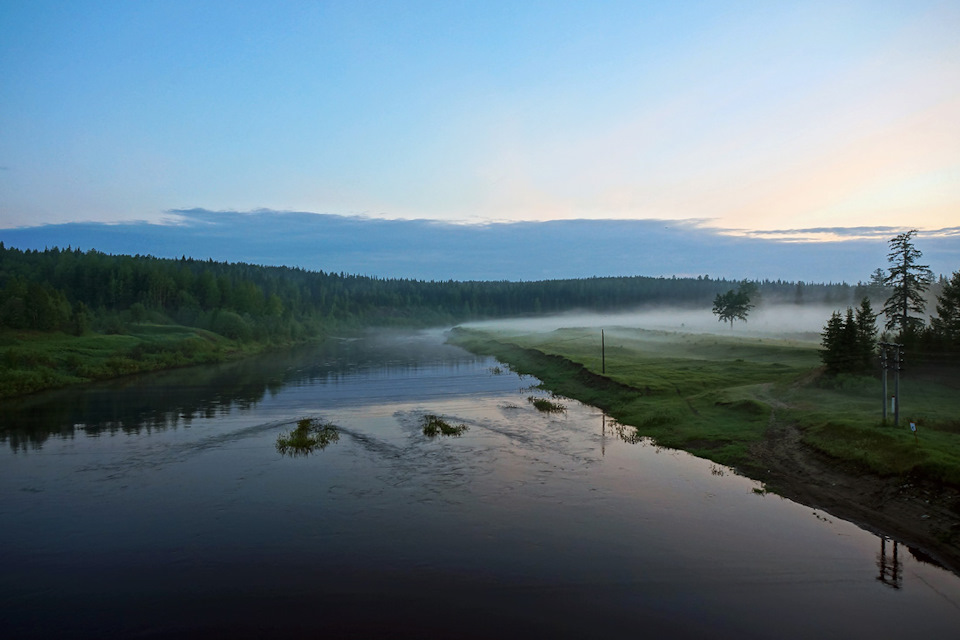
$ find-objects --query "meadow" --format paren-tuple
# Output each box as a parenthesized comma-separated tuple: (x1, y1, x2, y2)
(449, 325, 960, 487)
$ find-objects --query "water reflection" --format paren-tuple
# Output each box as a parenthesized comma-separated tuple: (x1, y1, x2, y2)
(3, 331, 960, 638)
(0, 331, 489, 452)
(878, 536, 903, 589)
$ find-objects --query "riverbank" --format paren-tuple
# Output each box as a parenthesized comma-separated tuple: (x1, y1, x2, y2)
(448, 326, 960, 575)
(0, 325, 322, 399)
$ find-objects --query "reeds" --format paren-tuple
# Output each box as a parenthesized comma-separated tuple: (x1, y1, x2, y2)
(527, 396, 566, 413)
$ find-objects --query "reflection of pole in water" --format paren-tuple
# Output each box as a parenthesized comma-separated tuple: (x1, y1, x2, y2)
(601, 413, 606, 457)
(876, 536, 902, 589)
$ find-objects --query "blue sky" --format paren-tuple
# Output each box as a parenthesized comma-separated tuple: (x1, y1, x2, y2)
(1, 1, 958, 276)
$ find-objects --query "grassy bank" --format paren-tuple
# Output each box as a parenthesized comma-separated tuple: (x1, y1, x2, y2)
(449, 326, 960, 487)
(0, 324, 284, 398)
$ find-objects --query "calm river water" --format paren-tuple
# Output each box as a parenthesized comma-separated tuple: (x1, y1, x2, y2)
(1, 330, 959, 638)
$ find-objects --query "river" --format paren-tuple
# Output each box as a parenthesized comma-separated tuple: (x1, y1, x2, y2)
(1, 330, 958, 638)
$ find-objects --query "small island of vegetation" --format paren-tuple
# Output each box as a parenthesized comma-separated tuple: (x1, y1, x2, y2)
(421, 414, 468, 438)
(276, 418, 340, 456)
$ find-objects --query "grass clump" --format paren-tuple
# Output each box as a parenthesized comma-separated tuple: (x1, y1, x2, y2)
(421, 414, 468, 437)
(276, 418, 340, 456)
(527, 396, 566, 413)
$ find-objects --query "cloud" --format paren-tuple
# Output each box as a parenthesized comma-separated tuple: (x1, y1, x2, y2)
(6, 208, 958, 283)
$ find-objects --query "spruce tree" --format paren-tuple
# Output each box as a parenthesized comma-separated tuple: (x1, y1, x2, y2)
(820, 311, 845, 373)
(882, 230, 933, 337)
(854, 297, 878, 369)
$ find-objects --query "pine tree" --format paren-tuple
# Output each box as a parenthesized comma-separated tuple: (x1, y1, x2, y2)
(820, 312, 845, 373)
(882, 230, 933, 337)
(854, 297, 878, 369)
(820, 300, 877, 374)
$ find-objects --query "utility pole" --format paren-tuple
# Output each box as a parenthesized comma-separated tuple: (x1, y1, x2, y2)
(601, 329, 606, 375)
(881, 346, 887, 422)
(879, 342, 903, 426)
(894, 346, 901, 427)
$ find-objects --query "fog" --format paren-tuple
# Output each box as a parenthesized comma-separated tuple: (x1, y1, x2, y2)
(461, 303, 848, 343)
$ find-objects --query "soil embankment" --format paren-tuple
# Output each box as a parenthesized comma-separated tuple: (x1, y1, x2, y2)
(751, 419, 960, 575)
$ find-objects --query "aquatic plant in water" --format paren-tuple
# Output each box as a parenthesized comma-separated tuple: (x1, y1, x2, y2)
(421, 414, 468, 437)
(276, 418, 340, 456)
(527, 396, 566, 413)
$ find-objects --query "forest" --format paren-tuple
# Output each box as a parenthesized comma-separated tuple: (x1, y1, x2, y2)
(0, 242, 867, 397)
(0, 243, 863, 339)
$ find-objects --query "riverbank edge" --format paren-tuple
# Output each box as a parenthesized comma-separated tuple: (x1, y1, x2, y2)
(450, 330, 960, 577)
(0, 326, 334, 399)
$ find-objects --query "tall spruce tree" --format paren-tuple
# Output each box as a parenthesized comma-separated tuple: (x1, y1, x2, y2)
(882, 230, 933, 336)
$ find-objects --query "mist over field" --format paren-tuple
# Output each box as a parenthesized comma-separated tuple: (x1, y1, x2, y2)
(462, 303, 846, 342)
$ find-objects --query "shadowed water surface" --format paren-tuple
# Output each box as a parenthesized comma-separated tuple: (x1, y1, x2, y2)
(1, 330, 959, 638)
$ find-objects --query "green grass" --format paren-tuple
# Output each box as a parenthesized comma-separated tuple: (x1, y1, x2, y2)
(0, 324, 280, 398)
(449, 326, 960, 486)
(0, 326, 225, 397)
(781, 370, 960, 485)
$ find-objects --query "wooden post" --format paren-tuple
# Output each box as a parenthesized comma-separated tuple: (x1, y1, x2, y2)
(894, 347, 900, 427)
(881, 346, 887, 422)
(601, 329, 606, 375)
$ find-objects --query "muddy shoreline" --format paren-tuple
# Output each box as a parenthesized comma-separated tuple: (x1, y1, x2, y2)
(749, 420, 960, 576)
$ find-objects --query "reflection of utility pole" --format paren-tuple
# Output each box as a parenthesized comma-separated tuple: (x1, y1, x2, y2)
(879, 342, 903, 426)
(876, 536, 902, 589)
(601, 413, 606, 457)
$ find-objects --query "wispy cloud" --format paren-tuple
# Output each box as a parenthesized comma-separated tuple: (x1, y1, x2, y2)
(723, 226, 960, 242)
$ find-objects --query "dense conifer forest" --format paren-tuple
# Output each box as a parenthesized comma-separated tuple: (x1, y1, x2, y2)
(0, 243, 859, 339)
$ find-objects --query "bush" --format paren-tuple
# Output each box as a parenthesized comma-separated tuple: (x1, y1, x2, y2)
(211, 311, 252, 341)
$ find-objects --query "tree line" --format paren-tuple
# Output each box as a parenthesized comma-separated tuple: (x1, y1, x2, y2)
(1, 243, 860, 342)
(820, 230, 960, 373)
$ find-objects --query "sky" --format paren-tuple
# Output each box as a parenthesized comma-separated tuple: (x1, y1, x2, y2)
(1, 1, 958, 277)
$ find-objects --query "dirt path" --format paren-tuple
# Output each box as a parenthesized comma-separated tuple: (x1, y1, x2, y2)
(749, 413, 960, 576)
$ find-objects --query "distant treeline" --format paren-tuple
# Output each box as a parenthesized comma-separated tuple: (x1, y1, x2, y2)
(0, 243, 862, 341)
